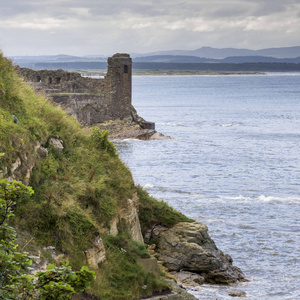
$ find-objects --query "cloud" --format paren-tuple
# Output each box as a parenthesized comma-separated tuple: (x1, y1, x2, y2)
(0, 0, 299, 55)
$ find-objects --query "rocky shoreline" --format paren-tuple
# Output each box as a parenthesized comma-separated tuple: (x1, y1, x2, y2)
(149, 222, 246, 285)
(97, 118, 248, 299)
(135, 221, 247, 300)
(96, 116, 172, 140)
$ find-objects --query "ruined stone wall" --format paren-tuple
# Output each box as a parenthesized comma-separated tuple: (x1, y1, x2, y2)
(16, 53, 137, 125)
(52, 94, 111, 125)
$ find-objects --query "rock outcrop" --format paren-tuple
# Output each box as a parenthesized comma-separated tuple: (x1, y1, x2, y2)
(150, 222, 246, 285)
(84, 235, 106, 269)
(109, 193, 144, 243)
(97, 116, 172, 140)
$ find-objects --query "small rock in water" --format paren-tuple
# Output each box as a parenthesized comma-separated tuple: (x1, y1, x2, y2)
(227, 289, 246, 297)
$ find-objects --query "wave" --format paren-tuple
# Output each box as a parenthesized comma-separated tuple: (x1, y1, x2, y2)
(156, 122, 186, 127)
(140, 183, 300, 204)
(156, 122, 243, 128)
(143, 183, 154, 189)
(216, 123, 234, 127)
(213, 122, 243, 127)
(221, 194, 300, 203)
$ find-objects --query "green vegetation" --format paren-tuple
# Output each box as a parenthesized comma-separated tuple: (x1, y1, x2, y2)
(90, 127, 118, 157)
(0, 53, 134, 260)
(137, 186, 193, 237)
(0, 178, 95, 299)
(91, 232, 167, 299)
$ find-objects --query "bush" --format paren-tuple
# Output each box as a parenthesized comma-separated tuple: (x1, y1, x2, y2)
(90, 127, 117, 157)
(0, 178, 95, 299)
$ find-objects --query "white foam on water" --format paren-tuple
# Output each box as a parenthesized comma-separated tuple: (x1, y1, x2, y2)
(156, 122, 186, 127)
(143, 183, 154, 189)
(221, 194, 300, 203)
(118, 138, 141, 142)
(217, 123, 234, 127)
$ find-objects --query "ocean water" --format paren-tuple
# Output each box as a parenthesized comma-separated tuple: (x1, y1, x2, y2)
(114, 74, 300, 299)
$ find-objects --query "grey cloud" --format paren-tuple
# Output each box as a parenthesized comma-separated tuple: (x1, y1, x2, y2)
(1, 0, 297, 19)
(0, 3, 36, 18)
(0, 0, 300, 56)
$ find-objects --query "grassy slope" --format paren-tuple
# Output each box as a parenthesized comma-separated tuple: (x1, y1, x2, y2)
(137, 186, 193, 238)
(0, 53, 193, 299)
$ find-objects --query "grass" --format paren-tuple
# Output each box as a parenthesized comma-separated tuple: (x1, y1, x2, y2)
(90, 233, 169, 299)
(137, 186, 194, 238)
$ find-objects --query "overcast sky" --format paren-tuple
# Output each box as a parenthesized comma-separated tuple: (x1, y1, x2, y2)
(0, 0, 299, 56)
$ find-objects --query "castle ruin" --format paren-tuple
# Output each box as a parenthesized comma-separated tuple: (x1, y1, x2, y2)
(17, 53, 154, 129)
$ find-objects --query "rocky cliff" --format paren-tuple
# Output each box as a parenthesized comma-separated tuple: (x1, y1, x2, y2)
(0, 53, 245, 299)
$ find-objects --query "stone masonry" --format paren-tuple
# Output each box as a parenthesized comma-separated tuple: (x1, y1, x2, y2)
(16, 53, 155, 127)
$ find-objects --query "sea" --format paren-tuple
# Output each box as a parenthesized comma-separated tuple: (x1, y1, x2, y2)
(114, 74, 300, 300)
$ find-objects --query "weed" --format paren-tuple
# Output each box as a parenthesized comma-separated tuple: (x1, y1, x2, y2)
(137, 186, 194, 237)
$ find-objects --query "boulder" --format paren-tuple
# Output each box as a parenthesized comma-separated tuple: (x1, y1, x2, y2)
(153, 222, 246, 284)
(176, 271, 205, 287)
(49, 137, 64, 152)
(37, 146, 49, 157)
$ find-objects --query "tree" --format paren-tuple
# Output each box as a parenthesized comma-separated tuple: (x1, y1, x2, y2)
(0, 176, 95, 299)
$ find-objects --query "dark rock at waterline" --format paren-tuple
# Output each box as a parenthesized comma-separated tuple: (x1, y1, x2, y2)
(151, 222, 246, 285)
(227, 289, 247, 297)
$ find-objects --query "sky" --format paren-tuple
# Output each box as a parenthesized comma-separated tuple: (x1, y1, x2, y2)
(0, 0, 300, 56)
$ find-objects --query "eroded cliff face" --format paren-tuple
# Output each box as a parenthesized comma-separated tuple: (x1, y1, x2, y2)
(2, 133, 245, 287)
(1, 135, 144, 264)
(0, 140, 45, 185)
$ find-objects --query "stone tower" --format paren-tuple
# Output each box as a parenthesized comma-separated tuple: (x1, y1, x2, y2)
(105, 53, 135, 119)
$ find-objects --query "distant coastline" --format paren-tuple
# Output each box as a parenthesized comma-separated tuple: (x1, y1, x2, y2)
(80, 70, 265, 76)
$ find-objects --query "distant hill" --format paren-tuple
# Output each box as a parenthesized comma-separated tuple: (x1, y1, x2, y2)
(9, 54, 107, 68)
(132, 46, 300, 59)
(255, 47, 300, 58)
(9, 46, 300, 72)
(133, 55, 218, 63)
(220, 56, 300, 64)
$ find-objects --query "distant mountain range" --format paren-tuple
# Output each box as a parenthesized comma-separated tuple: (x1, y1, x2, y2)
(131, 46, 300, 59)
(9, 46, 300, 71)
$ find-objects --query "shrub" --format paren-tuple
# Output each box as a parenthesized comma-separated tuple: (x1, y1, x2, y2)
(0, 178, 95, 299)
(90, 127, 117, 157)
